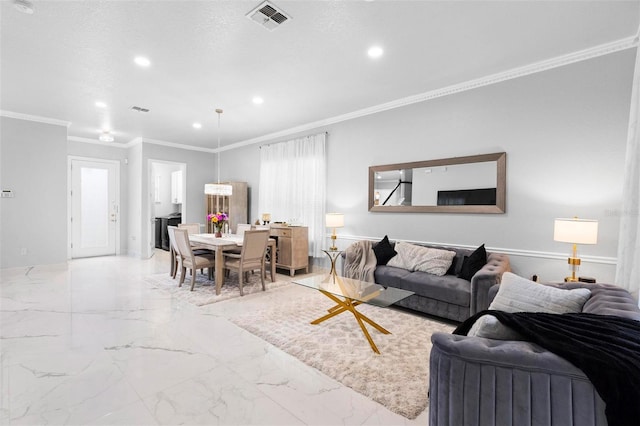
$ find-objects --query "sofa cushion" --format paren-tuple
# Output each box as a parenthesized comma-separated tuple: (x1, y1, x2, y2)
(458, 244, 487, 281)
(394, 271, 471, 307)
(386, 242, 456, 276)
(406, 272, 472, 306)
(469, 272, 592, 339)
(372, 235, 397, 266)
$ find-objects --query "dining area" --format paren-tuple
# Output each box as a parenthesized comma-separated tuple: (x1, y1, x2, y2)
(167, 223, 277, 296)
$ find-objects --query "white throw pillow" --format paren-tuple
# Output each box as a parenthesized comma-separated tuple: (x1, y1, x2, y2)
(468, 272, 592, 340)
(386, 242, 413, 270)
(386, 242, 456, 276)
(490, 272, 591, 314)
(468, 315, 525, 340)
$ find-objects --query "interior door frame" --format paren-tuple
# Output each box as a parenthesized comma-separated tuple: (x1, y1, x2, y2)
(146, 159, 187, 258)
(67, 156, 121, 259)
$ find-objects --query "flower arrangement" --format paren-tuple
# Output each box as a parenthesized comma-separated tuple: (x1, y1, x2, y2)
(207, 211, 228, 234)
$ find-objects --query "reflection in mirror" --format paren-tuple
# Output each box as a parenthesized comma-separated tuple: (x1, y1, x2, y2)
(369, 152, 506, 213)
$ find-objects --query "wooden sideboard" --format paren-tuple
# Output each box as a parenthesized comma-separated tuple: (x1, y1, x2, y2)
(269, 224, 309, 276)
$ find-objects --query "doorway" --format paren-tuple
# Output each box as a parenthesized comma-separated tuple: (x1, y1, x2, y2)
(147, 160, 186, 258)
(68, 157, 120, 258)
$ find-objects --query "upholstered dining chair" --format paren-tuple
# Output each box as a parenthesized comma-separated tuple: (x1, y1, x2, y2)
(167, 225, 180, 279)
(178, 223, 201, 234)
(235, 223, 252, 236)
(179, 222, 213, 256)
(173, 228, 216, 291)
(222, 230, 269, 296)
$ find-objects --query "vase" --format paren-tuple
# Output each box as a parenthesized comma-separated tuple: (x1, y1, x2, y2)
(215, 231, 222, 238)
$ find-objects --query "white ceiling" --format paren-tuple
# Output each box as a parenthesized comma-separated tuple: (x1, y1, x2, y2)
(1, 1, 639, 150)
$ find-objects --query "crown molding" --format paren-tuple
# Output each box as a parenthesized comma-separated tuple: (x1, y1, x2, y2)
(66, 135, 215, 153)
(224, 34, 639, 152)
(138, 137, 216, 153)
(0, 110, 71, 128)
(6, 35, 638, 154)
(67, 135, 129, 148)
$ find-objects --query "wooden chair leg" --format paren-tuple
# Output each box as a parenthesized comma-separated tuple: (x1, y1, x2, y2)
(239, 268, 244, 296)
(170, 249, 175, 277)
(260, 266, 266, 291)
(179, 267, 186, 287)
(190, 268, 197, 291)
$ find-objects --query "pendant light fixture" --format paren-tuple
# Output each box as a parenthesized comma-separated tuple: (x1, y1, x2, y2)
(204, 108, 233, 196)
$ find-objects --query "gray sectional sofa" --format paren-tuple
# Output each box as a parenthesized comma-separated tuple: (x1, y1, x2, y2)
(344, 241, 511, 322)
(429, 282, 640, 426)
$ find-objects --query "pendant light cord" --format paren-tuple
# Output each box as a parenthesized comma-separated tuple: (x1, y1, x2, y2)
(216, 108, 223, 184)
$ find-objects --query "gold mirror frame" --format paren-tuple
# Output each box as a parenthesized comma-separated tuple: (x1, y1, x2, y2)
(368, 152, 506, 213)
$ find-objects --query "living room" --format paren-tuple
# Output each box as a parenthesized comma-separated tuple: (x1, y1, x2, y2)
(1, 1, 639, 425)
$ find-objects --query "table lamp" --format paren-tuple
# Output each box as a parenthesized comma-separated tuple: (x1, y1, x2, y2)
(553, 217, 598, 282)
(326, 213, 344, 251)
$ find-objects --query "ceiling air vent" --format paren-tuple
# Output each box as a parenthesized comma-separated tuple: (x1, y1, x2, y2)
(130, 106, 150, 113)
(246, 1, 290, 31)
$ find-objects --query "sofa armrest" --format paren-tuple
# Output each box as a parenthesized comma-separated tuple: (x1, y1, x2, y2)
(469, 253, 510, 315)
(429, 332, 606, 426)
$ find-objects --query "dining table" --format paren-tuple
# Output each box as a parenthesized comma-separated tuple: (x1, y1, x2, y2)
(188, 233, 276, 295)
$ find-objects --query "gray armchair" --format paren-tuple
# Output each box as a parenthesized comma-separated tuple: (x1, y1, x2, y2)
(429, 282, 640, 426)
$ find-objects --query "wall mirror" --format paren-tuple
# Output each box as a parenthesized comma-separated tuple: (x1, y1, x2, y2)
(369, 152, 506, 213)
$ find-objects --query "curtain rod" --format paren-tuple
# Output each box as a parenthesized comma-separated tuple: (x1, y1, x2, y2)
(259, 131, 328, 149)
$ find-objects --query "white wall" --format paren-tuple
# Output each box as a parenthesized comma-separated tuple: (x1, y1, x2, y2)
(127, 144, 142, 257)
(1, 117, 68, 268)
(220, 49, 635, 284)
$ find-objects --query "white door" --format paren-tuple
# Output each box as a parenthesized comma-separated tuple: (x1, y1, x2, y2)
(71, 159, 118, 258)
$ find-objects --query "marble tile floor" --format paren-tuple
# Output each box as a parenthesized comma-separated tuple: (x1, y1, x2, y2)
(0, 252, 428, 425)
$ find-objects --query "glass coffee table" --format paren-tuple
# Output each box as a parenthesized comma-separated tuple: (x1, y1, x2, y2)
(292, 274, 414, 354)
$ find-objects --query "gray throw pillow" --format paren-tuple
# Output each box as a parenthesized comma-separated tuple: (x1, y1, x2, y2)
(468, 272, 592, 340)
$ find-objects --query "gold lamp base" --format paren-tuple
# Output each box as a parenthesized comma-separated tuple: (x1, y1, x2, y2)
(329, 232, 338, 251)
(564, 253, 581, 282)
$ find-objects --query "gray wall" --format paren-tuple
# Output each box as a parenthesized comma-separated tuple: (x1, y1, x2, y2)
(0, 49, 634, 284)
(1, 117, 68, 268)
(220, 50, 634, 283)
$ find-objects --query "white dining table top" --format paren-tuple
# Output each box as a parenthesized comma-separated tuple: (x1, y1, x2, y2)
(189, 233, 243, 247)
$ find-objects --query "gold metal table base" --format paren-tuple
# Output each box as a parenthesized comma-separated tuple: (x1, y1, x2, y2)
(310, 288, 391, 354)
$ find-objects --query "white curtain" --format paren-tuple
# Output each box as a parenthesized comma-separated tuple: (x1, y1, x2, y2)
(259, 133, 326, 258)
(616, 45, 640, 306)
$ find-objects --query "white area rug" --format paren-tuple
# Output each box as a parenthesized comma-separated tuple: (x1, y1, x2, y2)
(228, 288, 455, 419)
(144, 271, 291, 306)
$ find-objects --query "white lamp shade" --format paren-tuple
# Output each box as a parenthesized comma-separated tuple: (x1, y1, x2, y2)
(553, 218, 598, 244)
(325, 213, 344, 228)
(204, 183, 233, 196)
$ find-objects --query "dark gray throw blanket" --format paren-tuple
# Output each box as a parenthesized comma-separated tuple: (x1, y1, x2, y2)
(455, 311, 640, 426)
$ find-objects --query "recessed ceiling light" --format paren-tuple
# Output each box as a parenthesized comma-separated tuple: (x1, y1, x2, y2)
(367, 46, 384, 59)
(192, 122, 202, 129)
(95, 101, 107, 108)
(252, 96, 264, 105)
(134, 56, 151, 67)
(98, 131, 114, 143)
(13, 0, 34, 14)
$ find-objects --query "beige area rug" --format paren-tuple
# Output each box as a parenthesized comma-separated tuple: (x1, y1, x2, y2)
(228, 288, 455, 419)
(144, 271, 291, 306)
